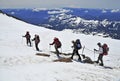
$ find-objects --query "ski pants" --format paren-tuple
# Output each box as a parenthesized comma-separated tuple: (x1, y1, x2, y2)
(26, 39, 31, 46)
(35, 43, 39, 51)
(97, 54, 103, 64)
(71, 49, 81, 60)
(54, 45, 60, 57)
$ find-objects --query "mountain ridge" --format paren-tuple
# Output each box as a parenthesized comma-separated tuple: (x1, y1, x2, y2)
(1, 8, 120, 39)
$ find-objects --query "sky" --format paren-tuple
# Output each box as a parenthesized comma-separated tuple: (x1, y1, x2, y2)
(0, 0, 120, 9)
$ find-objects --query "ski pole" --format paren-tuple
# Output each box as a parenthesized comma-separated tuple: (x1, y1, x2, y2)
(80, 46, 85, 59)
(94, 50, 95, 62)
(49, 45, 51, 51)
(60, 47, 62, 53)
(94, 50, 97, 66)
(82, 46, 85, 55)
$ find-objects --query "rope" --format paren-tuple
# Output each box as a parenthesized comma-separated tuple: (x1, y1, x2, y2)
(60, 47, 62, 53)
(62, 49, 72, 52)
(84, 47, 94, 53)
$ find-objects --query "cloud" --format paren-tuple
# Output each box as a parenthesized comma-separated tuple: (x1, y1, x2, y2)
(0, 0, 120, 9)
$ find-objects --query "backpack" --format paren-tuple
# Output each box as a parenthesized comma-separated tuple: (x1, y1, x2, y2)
(102, 43, 109, 55)
(76, 39, 82, 50)
(58, 41, 62, 48)
(26, 33, 31, 39)
(54, 38, 62, 48)
(36, 35, 40, 43)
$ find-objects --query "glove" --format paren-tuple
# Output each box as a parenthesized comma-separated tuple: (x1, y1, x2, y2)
(94, 49, 97, 51)
(32, 39, 34, 41)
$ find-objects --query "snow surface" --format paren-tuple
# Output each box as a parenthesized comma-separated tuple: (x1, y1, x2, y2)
(0, 13, 120, 81)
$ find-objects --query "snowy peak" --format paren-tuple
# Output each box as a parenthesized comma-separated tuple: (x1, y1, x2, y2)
(1, 8, 120, 39)
(48, 12, 120, 39)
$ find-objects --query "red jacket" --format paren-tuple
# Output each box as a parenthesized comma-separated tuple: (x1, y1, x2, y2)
(50, 38, 61, 47)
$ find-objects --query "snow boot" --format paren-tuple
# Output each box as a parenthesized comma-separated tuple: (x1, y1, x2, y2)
(99, 63, 104, 66)
(94, 61, 99, 64)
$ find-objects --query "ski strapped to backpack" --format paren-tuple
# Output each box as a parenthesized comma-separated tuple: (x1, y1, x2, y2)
(76, 39, 82, 50)
(102, 43, 109, 55)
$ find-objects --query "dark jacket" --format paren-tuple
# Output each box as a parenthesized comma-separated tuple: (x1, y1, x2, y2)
(24, 32, 31, 40)
(32, 35, 40, 44)
(72, 41, 77, 50)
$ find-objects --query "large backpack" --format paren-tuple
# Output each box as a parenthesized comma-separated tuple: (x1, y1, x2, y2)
(26, 33, 31, 39)
(102, 43, 109, 55)
(54, 38, 62, 48)
(36, 35, 40, 43)
(76, 39, 82, 50)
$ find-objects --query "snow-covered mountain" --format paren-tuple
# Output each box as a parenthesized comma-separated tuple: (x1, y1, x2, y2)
(1, 8, 120, 40)
(48, 12, 120, 39)
(0, 12, 120, 81)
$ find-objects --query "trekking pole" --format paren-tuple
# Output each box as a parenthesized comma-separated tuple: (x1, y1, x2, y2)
(94, 50, 96, 66)
(94, 50, 95, 62)
(80, 46, 85, 59)
(82, 46, 85, 55)
(49, 45, 51, 51)
(60, 47, 62, 53)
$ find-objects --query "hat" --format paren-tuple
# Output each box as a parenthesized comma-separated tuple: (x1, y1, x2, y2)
(97, 42, 101, 46)
(27, 31, 29, 33)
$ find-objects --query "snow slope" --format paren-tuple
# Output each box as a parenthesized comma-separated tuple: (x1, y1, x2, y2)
(0, 13, 120, 81)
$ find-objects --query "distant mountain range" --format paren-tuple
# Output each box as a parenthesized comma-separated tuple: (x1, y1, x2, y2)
(1, 8, 120, 39)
